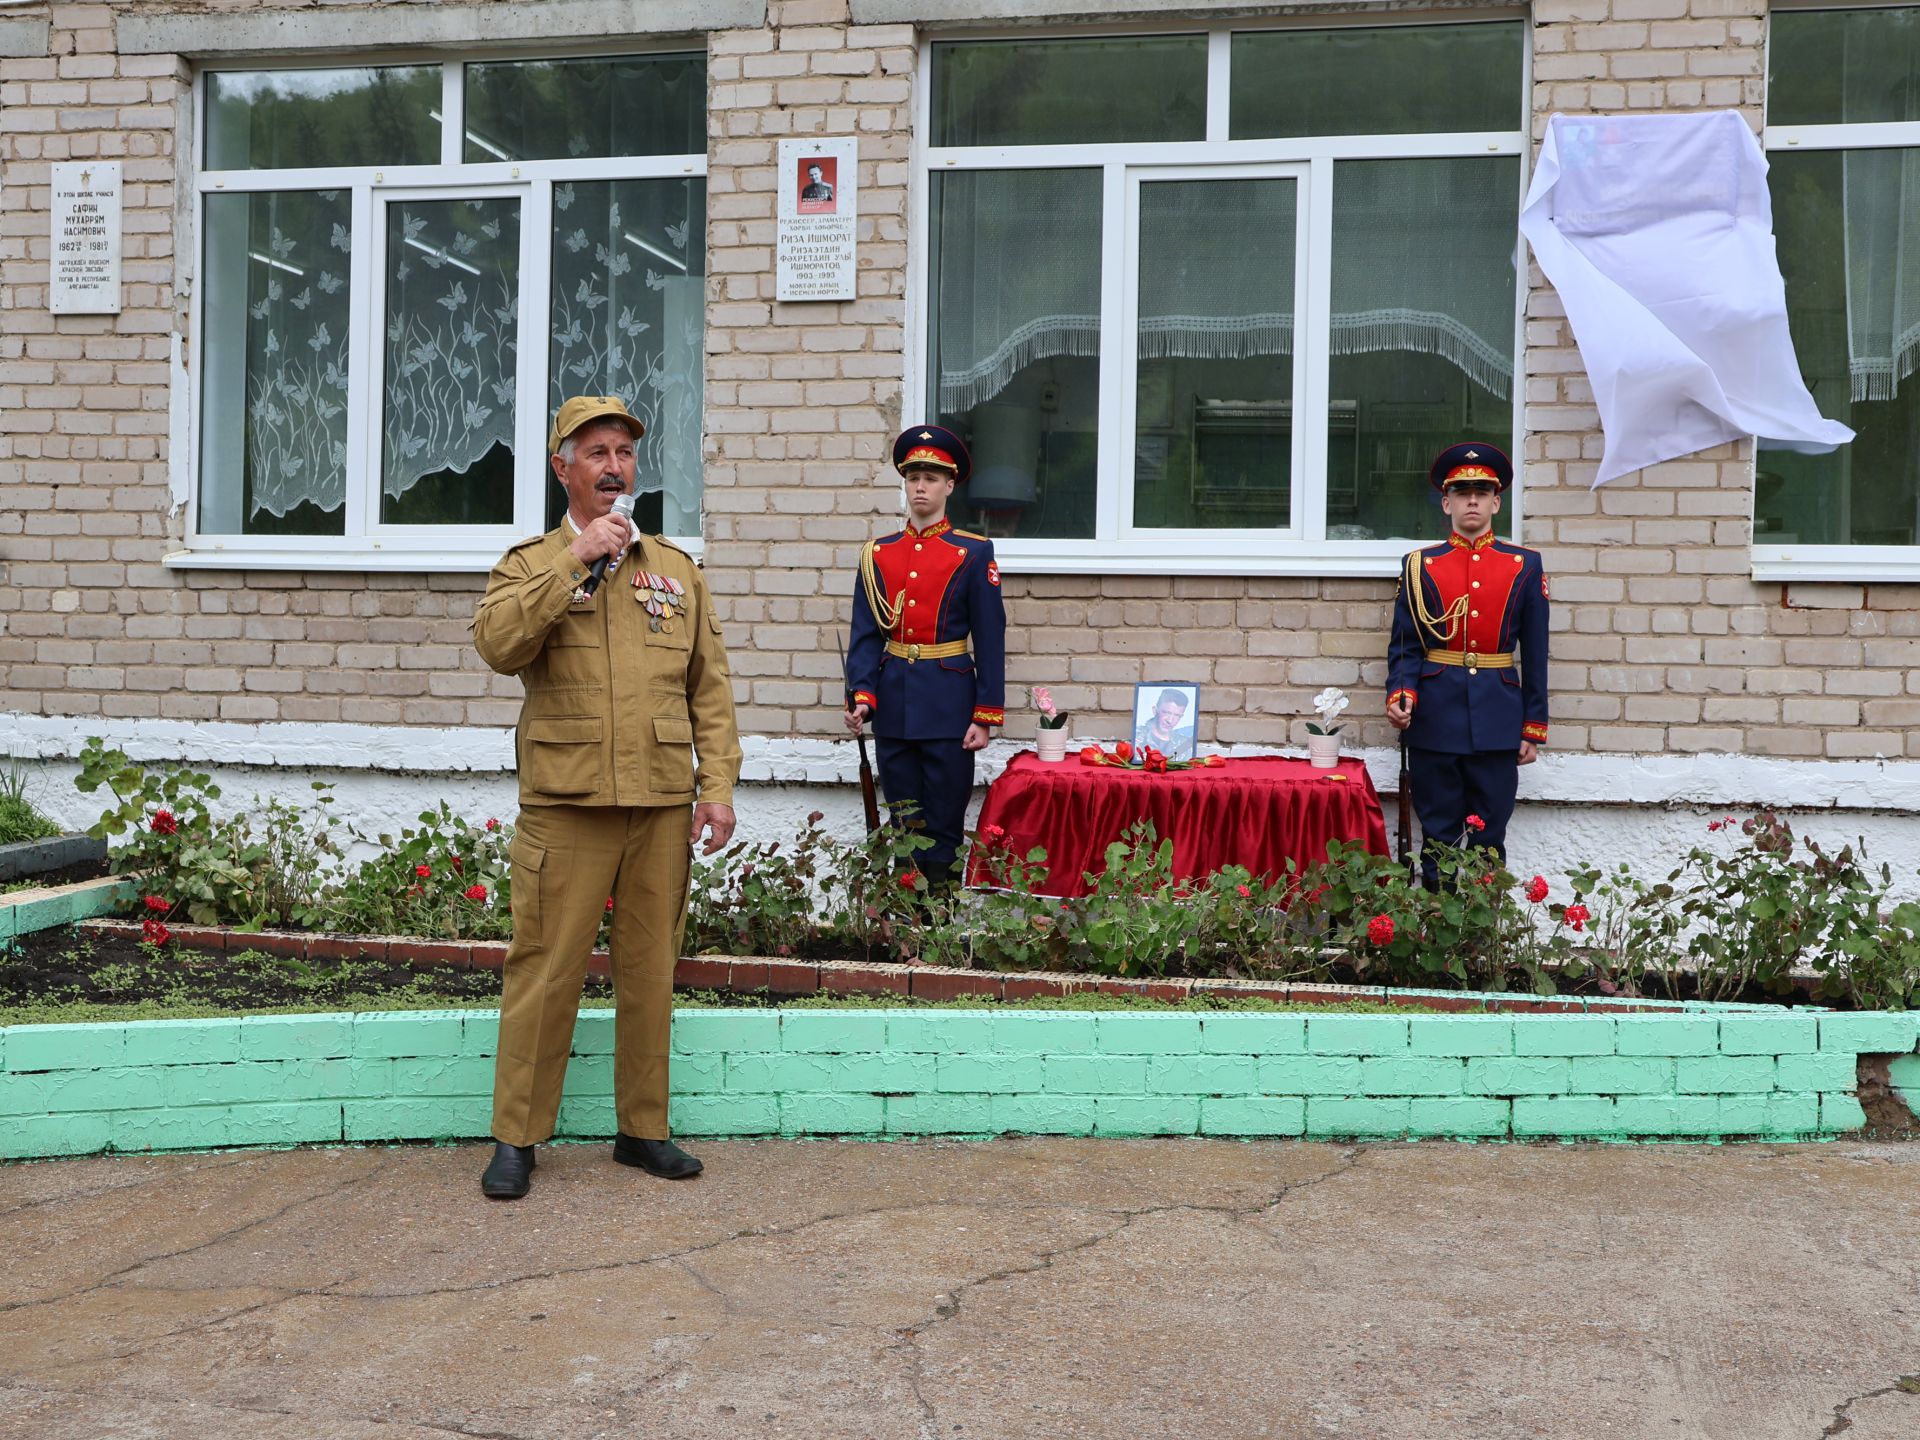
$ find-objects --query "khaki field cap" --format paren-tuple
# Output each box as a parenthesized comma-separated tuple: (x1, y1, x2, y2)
(548, 395, 646, 455)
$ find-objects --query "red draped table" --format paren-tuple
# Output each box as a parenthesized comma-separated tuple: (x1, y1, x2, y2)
(967, 752, 1390, 897)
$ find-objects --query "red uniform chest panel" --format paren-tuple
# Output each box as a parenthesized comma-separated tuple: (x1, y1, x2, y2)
(1423, 543, 1524, 653)
(874, 532, 966, 643)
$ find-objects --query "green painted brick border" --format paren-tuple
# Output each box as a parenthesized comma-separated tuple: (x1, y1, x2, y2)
(2, 1005, 1916, 1160)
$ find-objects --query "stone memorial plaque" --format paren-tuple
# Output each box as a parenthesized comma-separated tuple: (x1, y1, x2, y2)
(776, 136, 858, 303)
(50, 161, 122, 315)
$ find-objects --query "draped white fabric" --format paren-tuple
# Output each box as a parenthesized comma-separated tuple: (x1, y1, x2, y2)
(934, 160, 1518, 416)
(1842, 146, 1920, 403)
(1520, 111, 1853, 487)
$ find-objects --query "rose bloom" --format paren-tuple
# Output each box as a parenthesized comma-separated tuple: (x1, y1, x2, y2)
(414, 863, 432, 879)
(142, 894, 169, 913)
(1236, 883, 1252, 898)
(149, 809, 178, 835)
(1525, 875, 1549, 904)
(142, 918, 170, 945)
(463, 884, 488, 902)
(1565, 902, 1591, 933)
(1367, 914, 1395, 946)
(485, 817, 501, 831)
(1465, 814, 1485, 832)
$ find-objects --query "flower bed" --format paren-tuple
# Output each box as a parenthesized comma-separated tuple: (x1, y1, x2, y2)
(69, 742, 1920, 1009)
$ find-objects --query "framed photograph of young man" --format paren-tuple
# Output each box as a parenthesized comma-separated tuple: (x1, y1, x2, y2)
(1131, 682, 1200, 763)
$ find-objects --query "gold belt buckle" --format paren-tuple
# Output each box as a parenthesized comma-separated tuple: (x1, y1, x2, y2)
(1464, 652, 1480, 673)
(906, 643, 921, 662)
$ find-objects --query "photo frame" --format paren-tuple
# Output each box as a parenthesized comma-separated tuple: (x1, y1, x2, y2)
(1131, 682, 1201, 763)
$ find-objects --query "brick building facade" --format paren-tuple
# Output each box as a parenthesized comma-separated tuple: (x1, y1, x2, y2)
(1, 0, 1916, 882)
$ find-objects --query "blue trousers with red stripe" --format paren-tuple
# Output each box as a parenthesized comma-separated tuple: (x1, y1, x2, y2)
(1408, 746, 1519, 887)
(875, 735, 975, 882)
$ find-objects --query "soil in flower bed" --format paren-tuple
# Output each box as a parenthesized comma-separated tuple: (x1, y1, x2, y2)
(0, 924, 528, 1024)
(0, 925, 1399, 1026)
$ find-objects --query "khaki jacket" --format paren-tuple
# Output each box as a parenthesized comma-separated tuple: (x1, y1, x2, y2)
(474, 525, 741, 809)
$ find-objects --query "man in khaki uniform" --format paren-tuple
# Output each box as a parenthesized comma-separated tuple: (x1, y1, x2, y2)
(474, 395, 741, 1200)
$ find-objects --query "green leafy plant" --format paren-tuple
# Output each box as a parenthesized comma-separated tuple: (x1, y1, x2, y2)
(321, 803, 512, 941)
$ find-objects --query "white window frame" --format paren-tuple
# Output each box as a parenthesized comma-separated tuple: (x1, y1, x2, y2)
(1759, 108, 1920, 581)
(173, 48, 707, 573)
(906, 18, 1531, 578)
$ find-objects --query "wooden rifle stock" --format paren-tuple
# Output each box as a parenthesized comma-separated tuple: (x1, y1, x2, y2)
(1396, 735, 1413, 872)
(854, 721, 881, 834)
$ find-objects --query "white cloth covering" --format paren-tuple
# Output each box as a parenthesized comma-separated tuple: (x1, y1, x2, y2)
(1519, 111, 1852, 487)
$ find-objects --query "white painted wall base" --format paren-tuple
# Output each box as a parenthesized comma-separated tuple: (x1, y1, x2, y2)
(6, 714, 1919, 900)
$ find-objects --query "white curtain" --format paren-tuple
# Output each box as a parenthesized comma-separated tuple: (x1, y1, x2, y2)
(1329, 158, 1517, 401)
(934, 161, 1517, 415)
(1520, 110, 1852, 486)
(934, 169, 1101, 413)
(1842, 146, 1920, 403)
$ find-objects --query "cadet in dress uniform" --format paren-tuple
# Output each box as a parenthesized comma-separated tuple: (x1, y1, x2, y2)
(844, 425, 1007, 883)
(473, 395, 742, 1200)
(1386, 443, 1549, 885)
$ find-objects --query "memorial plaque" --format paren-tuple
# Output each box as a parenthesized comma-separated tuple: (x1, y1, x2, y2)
(776, 136, 858, 303)
(50, 161, 122, 315)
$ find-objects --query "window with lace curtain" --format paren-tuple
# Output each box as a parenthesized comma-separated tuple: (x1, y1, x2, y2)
(191, 52, 706, 568)
(1761, 7, 1920, 578)
(916, 22, 1526, 576)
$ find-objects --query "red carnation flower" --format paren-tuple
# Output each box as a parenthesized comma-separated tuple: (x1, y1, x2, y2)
(1565, 902, 1591, 933)
(141, 918, 170, 945)
(414, 863, 432, 879)
(463, 884, 488, 902)
(142, 894, 169, 913)
(1366, 914, 1395, 946)
(1465, 814, 1486, 832)
(149, 809, 177, 835)
(1525, 875, 1549, 904)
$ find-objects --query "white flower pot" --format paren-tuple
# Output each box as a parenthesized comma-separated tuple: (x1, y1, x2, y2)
(1306, 732, 1342, 769)
(1035, 727, 1069, 762)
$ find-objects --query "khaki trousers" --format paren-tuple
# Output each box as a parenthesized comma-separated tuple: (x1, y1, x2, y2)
(491, 802, 691, 1146)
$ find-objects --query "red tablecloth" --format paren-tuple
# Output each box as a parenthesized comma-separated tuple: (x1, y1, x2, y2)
(968, 752, 1389, 897)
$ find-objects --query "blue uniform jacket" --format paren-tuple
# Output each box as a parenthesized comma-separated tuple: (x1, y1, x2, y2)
(1387, 533, 1550, 755)
(849, 518, 1007, 741)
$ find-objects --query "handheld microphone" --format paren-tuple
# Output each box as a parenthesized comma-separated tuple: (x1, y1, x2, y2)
(581, 493, 635, 598)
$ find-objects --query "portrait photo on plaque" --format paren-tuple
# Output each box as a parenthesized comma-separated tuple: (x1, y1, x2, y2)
(795, 156, 838, 214)
(1131, 683, 1200, 763)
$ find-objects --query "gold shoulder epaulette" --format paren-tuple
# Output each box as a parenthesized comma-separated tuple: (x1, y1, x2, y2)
(952, 528, 988, 542)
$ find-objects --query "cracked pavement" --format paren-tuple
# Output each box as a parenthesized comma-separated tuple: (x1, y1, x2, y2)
(2, 1140, 1918, 1438)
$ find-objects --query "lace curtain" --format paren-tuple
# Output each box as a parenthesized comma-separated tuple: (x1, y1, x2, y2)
(1841, 149, 1920, 403)
(933, 160, 1517, 415)
(549, 178, 705, 533)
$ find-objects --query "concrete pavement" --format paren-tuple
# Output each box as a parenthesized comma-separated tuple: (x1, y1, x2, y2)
(2, 1138, 1918, 1439)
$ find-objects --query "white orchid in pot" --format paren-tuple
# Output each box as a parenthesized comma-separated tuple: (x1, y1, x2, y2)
(1306, 687, 1349, 768)
(1032, 686, 1071, 761)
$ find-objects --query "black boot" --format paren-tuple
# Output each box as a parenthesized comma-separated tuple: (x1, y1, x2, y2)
(481, 1141, 536, 1199)
(613, 1134, 703, 1179)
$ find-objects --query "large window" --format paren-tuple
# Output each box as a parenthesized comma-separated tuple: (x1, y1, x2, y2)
(1763, 7, 1920, 578)
(191, 54, 707, 568)
(914, 24, 1527, 574)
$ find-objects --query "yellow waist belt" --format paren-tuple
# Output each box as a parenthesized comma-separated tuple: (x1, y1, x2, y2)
(1426, 649, 1515, 671)
(886, 638, 969, 662)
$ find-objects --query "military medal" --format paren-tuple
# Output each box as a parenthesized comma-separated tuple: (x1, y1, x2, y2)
(633, 569, 686, 633)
